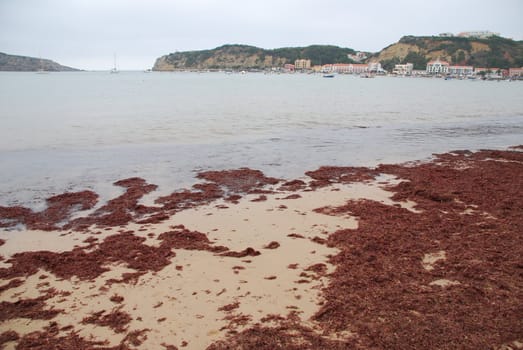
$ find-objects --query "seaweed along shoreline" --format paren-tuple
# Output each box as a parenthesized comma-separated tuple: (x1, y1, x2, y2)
(0, 146, 522, 349)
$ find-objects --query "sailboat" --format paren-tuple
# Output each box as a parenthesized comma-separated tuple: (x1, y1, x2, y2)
(110, 53, 119, 74)
(36, 56, 49, 74)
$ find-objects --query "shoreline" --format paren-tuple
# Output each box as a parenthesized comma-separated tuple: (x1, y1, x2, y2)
(1, 147, 522, 349)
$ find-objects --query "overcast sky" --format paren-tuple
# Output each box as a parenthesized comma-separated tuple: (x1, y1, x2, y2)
(1, 0, 522, 70)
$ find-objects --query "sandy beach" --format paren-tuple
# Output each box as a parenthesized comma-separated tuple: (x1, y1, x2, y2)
(1, 147, 522, 349)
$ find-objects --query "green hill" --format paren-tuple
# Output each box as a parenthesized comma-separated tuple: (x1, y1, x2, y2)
(153, 36, 523, 72)
(374, 35, 523, 71)
(153, 44, 357, 71)
(0, 52, 80, 72)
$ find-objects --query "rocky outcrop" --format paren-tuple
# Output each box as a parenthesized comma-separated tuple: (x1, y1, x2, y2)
(0, 52, 80, 72)
(154, 45, 285, 71)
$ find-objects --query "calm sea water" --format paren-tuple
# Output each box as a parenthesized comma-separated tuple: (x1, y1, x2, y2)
(1, 71, 522, 207)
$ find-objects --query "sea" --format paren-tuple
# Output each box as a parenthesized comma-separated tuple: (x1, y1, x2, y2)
(1, 71, 522, 208)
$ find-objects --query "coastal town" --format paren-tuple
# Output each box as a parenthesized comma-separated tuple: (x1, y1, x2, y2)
(269, 31, 523, 79)
(272, 31, 523, 80)
(160, 31, 518, 80)
(282, 57, 523, 80)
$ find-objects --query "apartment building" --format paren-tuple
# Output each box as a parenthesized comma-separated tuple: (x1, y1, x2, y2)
(294, 59, 311, 70)
(426, 59, 450, 74)
(448, 65, 474, 76)
(393, 63, 414, 75)
(322, 63, 369, 74)
(509, 67, 523, 77)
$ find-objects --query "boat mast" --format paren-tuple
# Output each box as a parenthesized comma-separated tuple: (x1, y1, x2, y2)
(110, 53, 118, 73)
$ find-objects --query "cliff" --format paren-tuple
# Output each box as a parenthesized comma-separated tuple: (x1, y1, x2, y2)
(373, 35, 523, 70)
(0, 52, 80, 72)
(153, 44, 357, 71)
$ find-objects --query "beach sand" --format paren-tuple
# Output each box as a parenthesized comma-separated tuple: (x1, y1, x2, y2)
(1, 148, 522, 349)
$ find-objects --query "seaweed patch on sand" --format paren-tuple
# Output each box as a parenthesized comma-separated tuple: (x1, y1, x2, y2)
(1, 149, 522, 349)
(309, 149, 523, 349)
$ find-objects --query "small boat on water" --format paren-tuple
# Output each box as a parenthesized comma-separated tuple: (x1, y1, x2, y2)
(323, 74, 335, 78)
(110, 54, 119, 74)
(36, 57, 49, 74)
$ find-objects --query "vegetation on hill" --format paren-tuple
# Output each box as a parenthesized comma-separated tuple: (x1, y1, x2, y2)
(153, 35, 523, 71)
(153, 44, 357, 70)
(375, 35, 523, 71)
(271, 45, 357, 65)
(0, 52, 79, 71)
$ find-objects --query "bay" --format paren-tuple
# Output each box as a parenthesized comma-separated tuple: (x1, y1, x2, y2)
(1, 71, 522, 207)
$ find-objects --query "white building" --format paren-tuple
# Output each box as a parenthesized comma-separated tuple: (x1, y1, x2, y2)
(448, 65, 474, 76)
(350, 64, 369, 74)
(426, 59, 450, 74)
(393, 63, 414, 75)
(348, 52, 367, 62)
(457, 31, 500, 39)
(322, 63, 369, 74)
(368, 62, 386, 74)
(332, 63, 351, 73)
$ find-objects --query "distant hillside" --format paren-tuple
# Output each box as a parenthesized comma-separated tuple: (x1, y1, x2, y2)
(154, 36, 523, 72)
(0, 52, 80, 71)
(373, 35, 523, 71)
(153, 44, 357, 71)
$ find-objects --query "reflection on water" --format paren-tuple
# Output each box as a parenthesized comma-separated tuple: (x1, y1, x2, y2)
(0, 72, 522, 206)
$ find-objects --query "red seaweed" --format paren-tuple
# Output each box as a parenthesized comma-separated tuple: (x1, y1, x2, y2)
(0, 330, 19, 346)
(197, 168, 280, 194)
(263, 241, 280, 249)
(219, 247, 261, 258)
(207, 148, 523, 349)
(305, 166, 379, 188)
(1, 150, 521, 350)
(218, 302, 240, 312)
(14, 321, 144, 350)
(0, 232, 174, 281)
(0, 191, 98, 231)
(0, 295, 62, 322)
(81, 307, 132, 333)
(0, 278, 24, 293)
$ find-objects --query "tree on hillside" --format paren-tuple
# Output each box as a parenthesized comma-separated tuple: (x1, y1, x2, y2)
(381, 57, 401, 72)
(271, 45, 355, 65)
(402, 52, 428, 70)
(452, 50, 466, 65)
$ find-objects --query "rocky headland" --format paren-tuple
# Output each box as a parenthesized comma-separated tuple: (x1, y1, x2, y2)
(0, 52, 80, 72)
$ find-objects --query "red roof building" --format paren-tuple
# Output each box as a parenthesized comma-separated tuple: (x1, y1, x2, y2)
(509, 67, 523, 77)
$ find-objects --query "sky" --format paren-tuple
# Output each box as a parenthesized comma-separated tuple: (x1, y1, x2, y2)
(1, 0, 522, 70)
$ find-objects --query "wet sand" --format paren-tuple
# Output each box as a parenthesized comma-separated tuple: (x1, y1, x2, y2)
(0, 148, 522, 349)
